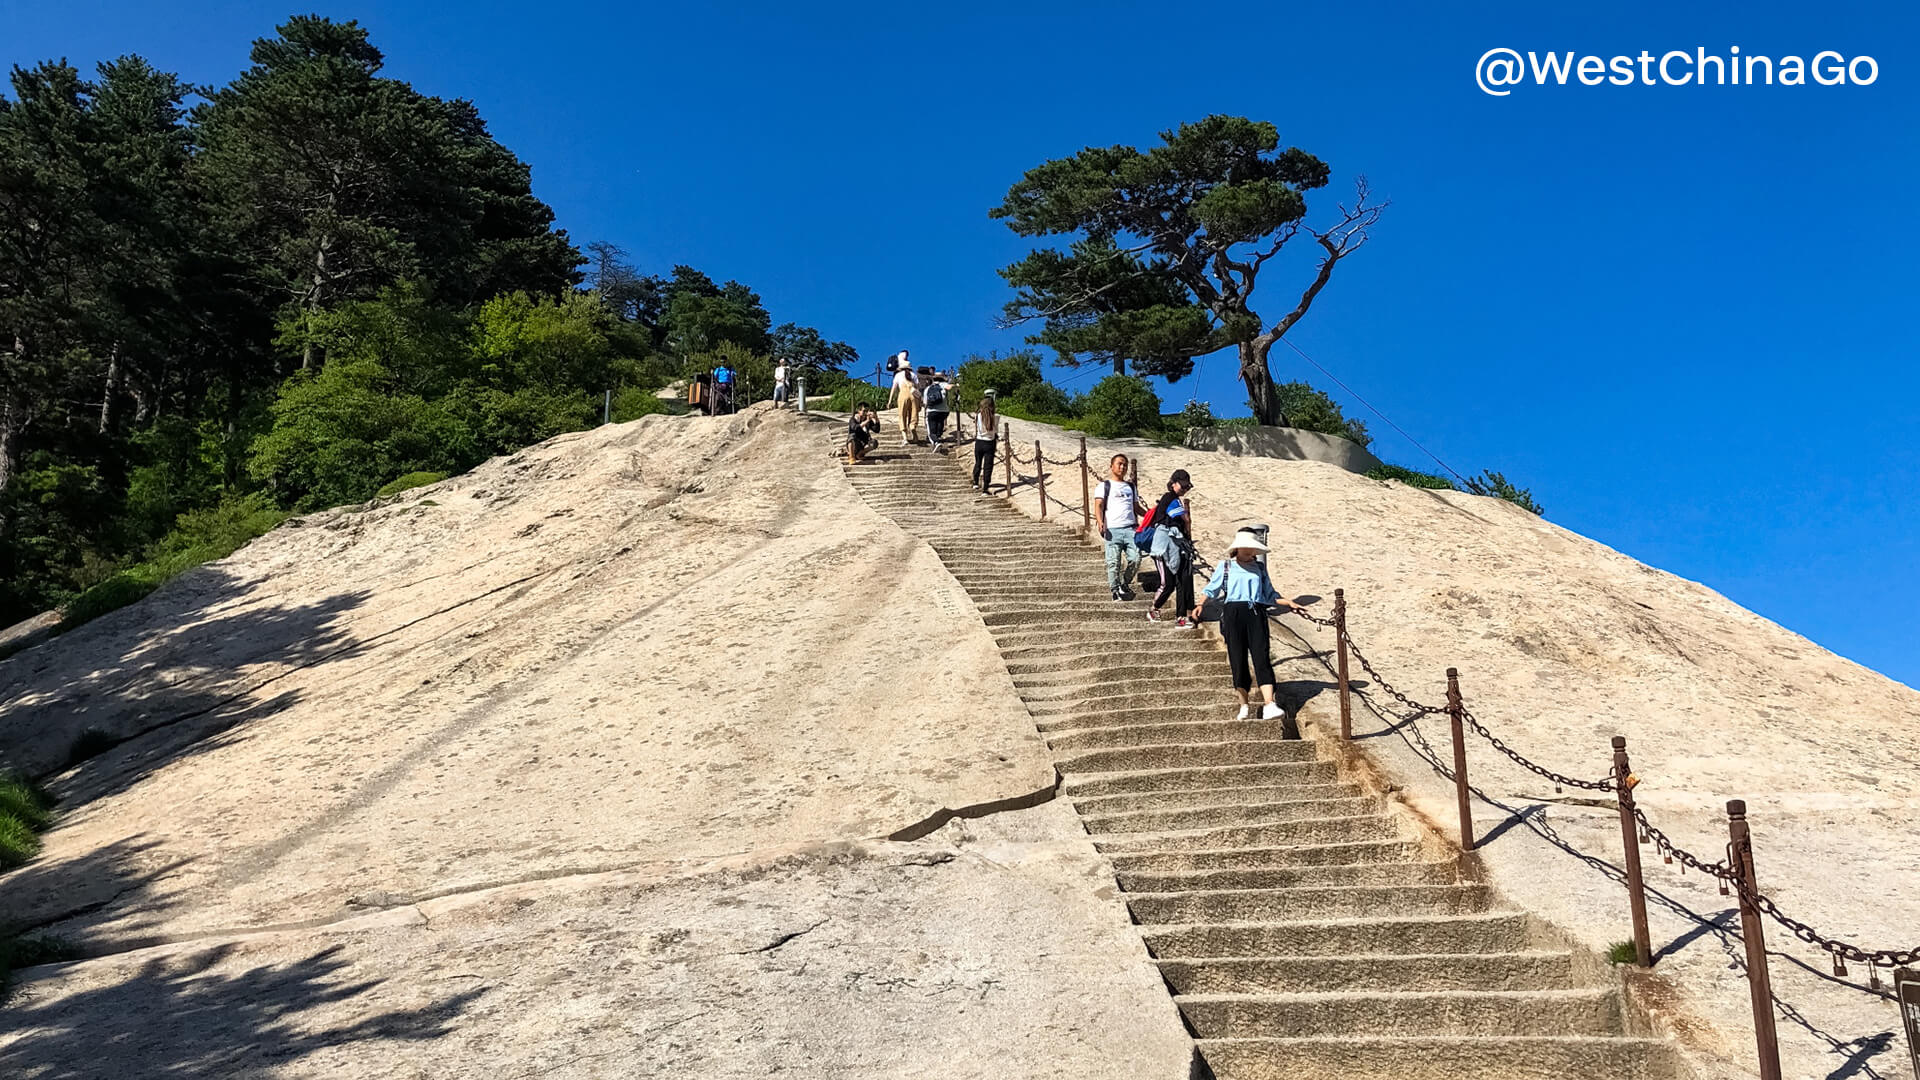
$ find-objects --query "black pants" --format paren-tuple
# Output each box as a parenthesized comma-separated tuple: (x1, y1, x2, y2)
(1152, 552, 1194, 615)
(972, 438, 996, 489)
(928, 411, 948, 443)
(1221, 601, 1275, 691)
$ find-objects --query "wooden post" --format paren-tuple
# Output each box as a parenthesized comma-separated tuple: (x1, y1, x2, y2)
(1335, 589, 1352, 740)
(1079, 436, 1091, 536)
(1612, 737, 1653, 967)
(1446, 668, 1474, 852)
(1035, 440, 1047, 518)
(1002, 422, 1013, 498)
(1727, 800, 1784, 1080)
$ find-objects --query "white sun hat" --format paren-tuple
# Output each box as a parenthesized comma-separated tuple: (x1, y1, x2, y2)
(1226, 529, 1269, 554)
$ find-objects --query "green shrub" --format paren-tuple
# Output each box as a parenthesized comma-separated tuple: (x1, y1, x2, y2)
(821, 382, 890, 412)
(953, 350, 1047, 410)
(1079, 375, 1162, 439)
(1007, 380, 1078, 420)
(1273, 381, 1371, 447)
(1179, 400, 1215, 430)
(65, 729, 119, 768)
(1367, 464, 1456, 490)
(0, 773, 52, 871)
(59, 572, 161, 631)
(609, 387, 669, 423)
(1465, 470, 1544, 515)
(59, 494, 288, 633)
(1605, 940, 1639, 965)
(375, 472, 448, 498)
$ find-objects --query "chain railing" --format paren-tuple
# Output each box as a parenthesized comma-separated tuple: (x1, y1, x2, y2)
(916, 416, 1912, 1076)
(1275, 585, 1916, 1079)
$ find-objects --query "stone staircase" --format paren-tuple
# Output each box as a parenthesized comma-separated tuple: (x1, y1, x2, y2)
(840, 425, 1683, 1079)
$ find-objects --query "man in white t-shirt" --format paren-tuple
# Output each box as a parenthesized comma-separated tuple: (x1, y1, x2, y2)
(1091, 453, 1146, 601)
(772, 362, 790, 407)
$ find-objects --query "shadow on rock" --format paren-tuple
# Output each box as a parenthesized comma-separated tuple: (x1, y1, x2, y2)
(0, 942, 483, 1078)
(0, 565, 370, 786)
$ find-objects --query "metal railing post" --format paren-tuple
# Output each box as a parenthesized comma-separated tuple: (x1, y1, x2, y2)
(796, 376, 807, 415)
(1035, 440, 1047, 518)
(1002, 422, 1012, 498)
(1079, 436, 1091, 536)
(1446, 668, 1474, 852)
(1335, 589, 1352, 740)
(1728, 799, 1784, 1080)
(1612, 736, 1653, 967)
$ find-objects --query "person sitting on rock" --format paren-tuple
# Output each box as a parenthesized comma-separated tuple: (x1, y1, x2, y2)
(847, 404, 880, 464)
(1202, 529, 1310, 720)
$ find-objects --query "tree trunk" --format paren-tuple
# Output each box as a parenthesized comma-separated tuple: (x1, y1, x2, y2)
(303, 231, 333, 371)
(0, 381, 22, 537)
(99, 341, 121, 434)
(1238, 340, 1283, 426)
(1112, 356, 1125, 376)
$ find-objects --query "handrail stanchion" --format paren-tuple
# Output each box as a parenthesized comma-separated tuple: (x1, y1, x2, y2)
(1728, 800, 1784, 1080)
(1002, 422, 1012, 499)
(1036, 440, 1047, 518)
(1612, 737, 1653, 967)
(1335, 589, 1352, 740)
(1079, 436, 1091, 536)
(1446, 668, 1474, 852)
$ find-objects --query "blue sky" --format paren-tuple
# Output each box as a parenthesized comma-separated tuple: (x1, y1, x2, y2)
(6, 1, 1916, 686)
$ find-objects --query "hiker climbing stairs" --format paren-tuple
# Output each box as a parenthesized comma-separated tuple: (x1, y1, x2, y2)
(840, 418, 1683, 1080)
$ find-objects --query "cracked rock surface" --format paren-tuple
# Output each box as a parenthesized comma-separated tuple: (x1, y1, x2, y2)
(0, 406, 1192, 1078)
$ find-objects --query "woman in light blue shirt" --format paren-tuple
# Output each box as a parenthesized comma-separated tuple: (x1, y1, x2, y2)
(1203, 529, 1310, 720)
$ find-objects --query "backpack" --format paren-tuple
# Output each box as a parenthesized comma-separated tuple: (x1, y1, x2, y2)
(1128, 495, 1159, 545)
(923, 382, 946, 409)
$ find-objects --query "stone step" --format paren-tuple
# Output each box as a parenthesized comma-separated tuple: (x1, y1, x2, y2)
(1061, 761, 1343, 797)
(1179, 988, 1625, 1039)
(1141, 913, 1537, 960)
(1057, 739, 1321, 776)
(1127, 884, 1499, 924)
(1046, 719, 1291, 753)
(1020, 674, 1228, 702)
(1028, 693, 1237, 721)
(1158, 951, 1577, 994)
(1194, 1035, 1681, 1080)
(1005, 662, 1222, 685)
(1117, 861, 1455, 893)
(1093, 813, 1400, 854)
(1105, 837, 1421, 873)
(1005, 655, 1219, 678)
(1034, 704, 1245, 732)
(1082, 796, 1381, 837)
(1073, 781, 1362, 816)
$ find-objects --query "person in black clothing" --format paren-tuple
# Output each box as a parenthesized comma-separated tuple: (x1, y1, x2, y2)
(1146, 470, 1200, 627)
(971, 390, 999, 492)
(847, 404, 880, 463)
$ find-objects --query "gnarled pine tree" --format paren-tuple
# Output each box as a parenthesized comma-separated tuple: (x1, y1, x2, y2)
(991, 115, 1384, 425)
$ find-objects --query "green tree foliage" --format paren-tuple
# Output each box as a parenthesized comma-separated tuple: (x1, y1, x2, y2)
(1079, 376, 1162, 439)
(1272, 381, 1370, 447)
(195, 16, 580, 368)
(771, 322, 858, 392)
(1465, 471, 1544, 515)
(662, 266, 771, 358)
(952, 350, 1048, 410)
(0, 20, 857, 632)
(992, 116, 1385, 425)
(1366, 463, 1455, 490)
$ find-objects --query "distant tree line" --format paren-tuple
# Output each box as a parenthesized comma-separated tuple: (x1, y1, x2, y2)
(0, 15, 856, 628)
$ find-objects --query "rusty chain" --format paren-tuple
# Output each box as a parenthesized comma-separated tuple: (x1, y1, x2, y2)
(1460, 707, 1615, 792)
(1632, 805, 1920, 969)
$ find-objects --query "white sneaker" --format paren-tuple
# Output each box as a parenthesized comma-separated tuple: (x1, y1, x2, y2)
(1261, 703, 1282, 720)
(1235, 704, 1251, 720)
